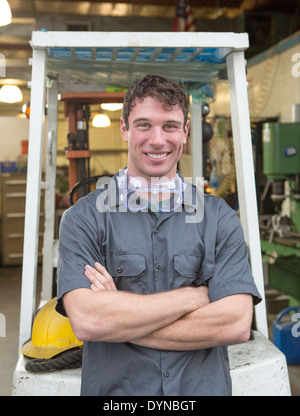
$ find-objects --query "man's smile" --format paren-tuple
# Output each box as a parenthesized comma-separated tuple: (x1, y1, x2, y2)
(146, 152, 169, 159)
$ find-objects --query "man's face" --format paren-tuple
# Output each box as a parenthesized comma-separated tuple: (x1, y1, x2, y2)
(120, 96, 189, 180)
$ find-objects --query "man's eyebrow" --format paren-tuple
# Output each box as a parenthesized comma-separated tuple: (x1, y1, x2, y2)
(164, 119, 183, 125)
(132, 117, 183, 126)
(132, 117, 151, 124)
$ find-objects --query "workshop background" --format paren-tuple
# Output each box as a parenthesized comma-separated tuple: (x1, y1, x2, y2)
(0, 0, 300, 396)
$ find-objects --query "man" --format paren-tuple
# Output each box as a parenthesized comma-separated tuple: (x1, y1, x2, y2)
(56, 74, 261, 396)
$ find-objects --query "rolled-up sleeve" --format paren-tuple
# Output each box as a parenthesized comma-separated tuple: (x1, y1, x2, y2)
(56, 200, 103, 316)
(208, 200, 262, 305)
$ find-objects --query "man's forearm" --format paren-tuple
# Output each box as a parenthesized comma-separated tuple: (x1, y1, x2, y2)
(79, 263, 252, 350)
(63, 285, 208, 343)
(131, 294, 253, 351)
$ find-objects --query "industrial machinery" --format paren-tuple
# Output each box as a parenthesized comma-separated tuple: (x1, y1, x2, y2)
(61, 91, 124, 200)
(260, 122, 300, 304)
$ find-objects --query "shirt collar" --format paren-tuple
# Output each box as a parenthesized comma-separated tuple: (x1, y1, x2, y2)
(103, 168, 203, 213)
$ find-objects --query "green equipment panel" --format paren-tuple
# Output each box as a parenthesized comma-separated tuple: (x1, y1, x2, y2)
(263, 122, 300, 180)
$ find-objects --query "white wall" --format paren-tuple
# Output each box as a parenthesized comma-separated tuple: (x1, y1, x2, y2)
(0, 117, 29, 161)
(210, 36, 300, 122)
(247, 43, 300, 122)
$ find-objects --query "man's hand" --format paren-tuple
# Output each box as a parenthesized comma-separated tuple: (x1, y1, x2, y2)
(84, 263, 209, 311)
(85, 263, 117, 291)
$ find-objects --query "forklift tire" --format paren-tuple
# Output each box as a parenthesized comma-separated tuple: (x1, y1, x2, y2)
(24, 347, 82, 373)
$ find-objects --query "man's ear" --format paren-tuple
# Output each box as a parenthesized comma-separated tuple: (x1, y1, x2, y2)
(120, 118, 129, 142)
(183, 119, 189, 144)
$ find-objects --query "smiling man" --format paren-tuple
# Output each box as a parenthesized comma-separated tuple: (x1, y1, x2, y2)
(56, 74, 261, 396)
(120, 91, 189, 180)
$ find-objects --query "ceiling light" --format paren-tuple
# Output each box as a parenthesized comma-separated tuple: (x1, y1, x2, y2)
(0, 0, 12, 27)
(0, 85, 23, 103)
(101, 103, 123, 111)
(22, 102, 31, 118)
(92, 113, 111, 128)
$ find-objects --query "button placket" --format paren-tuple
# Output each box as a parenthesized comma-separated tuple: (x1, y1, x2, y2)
(152, 225, 162, 292)
(161, 351, 172, 394)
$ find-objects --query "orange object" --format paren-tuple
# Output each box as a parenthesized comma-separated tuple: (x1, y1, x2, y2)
(65, 150, 92, 160)
(21, 140, 28, 154)
(66, 150, 92, 202)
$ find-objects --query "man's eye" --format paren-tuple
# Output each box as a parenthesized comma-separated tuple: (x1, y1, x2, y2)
(165, 124, 177, 130)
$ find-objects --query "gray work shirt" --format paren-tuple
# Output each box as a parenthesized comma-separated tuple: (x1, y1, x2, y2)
(56, 169, 261, 396)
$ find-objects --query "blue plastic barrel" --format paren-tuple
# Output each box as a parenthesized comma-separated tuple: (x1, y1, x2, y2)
(272, 306, 300, 364)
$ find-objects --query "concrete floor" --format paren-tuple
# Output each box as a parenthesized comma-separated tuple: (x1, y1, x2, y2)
(1, 265, 300, 396)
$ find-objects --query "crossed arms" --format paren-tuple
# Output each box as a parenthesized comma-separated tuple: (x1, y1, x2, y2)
(63, 262, 253, 351)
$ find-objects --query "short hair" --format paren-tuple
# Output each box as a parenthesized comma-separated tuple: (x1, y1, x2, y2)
(122, 74, 188, 130)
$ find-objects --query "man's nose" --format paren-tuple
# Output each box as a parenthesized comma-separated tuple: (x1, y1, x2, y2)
(149, 128, 166, 147)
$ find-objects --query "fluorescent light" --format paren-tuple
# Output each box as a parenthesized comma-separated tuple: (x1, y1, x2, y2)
(92, 113, 111, 128)
(0, 85, 23, 103)
(0, 0, 12, 27)
(101, 103, 123, 111)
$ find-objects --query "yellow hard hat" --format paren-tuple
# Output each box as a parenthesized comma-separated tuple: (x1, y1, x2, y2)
(21, 297, 82, 360)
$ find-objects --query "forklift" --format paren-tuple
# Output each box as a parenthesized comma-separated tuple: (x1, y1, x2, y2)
(12, 30, 291, 395)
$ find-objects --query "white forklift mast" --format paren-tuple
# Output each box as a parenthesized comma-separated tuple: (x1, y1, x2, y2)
(12, 31, 291, 395)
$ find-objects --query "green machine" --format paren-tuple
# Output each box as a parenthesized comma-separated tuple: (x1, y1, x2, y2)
(260, 122, 300, 304)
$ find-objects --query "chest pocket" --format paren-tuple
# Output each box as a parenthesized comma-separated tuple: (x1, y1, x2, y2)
(174, 254, 214, 288)
(107, 254, 146, 293)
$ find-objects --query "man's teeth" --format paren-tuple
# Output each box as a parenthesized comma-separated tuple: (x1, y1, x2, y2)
(147, 153, 168, 159)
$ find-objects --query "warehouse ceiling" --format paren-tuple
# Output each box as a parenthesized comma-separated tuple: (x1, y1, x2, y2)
(0, 0, 299, 117)
(5, 0, 298, 18)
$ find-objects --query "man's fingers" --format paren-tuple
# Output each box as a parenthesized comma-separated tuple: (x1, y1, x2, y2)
(85, 266, 106, 291)
(91, 283, 101, 291)
(84, 263, 117, 291)
(94, 262, 117, 291)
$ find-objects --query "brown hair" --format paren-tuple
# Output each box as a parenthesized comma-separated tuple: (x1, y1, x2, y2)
(122, 74, 188, 130)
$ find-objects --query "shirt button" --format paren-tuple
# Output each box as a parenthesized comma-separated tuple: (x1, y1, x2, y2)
(153, 228, 159, 234)
(117, 267, 123, 273)
(155, 263, 162, 269)
(163, 371, 169, 378)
